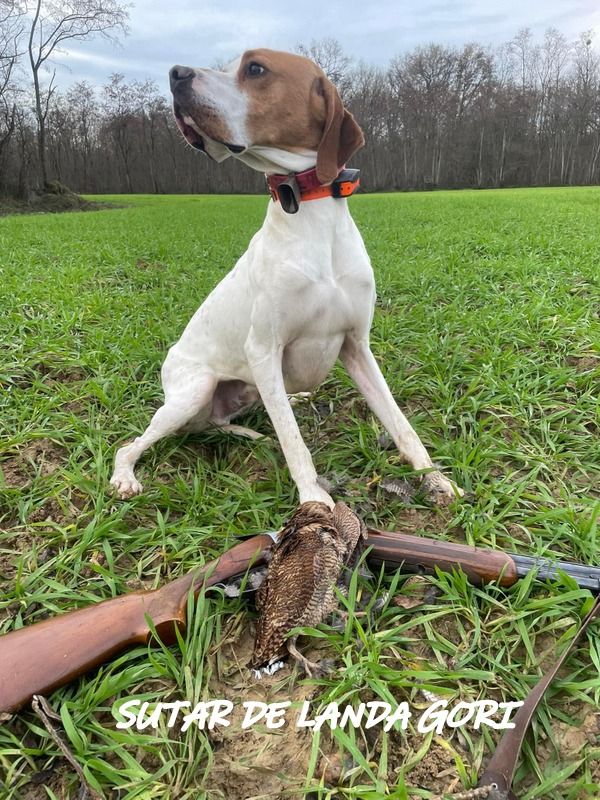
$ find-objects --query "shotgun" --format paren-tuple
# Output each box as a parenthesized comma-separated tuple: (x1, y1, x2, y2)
(1, 527, 599, 714)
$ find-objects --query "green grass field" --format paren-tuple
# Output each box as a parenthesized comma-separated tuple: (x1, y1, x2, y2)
(1, 188, 599, 800)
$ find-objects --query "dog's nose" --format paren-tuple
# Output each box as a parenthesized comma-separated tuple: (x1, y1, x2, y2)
(169, 65, 195, 91)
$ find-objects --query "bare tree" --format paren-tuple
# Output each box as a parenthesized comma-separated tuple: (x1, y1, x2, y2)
(2, 25, 600, 196)
(571, 32, 600, 182)
(389, 44, 457, 186)
(101, 72, 138, 192)
(509, 27, 536, 93)
(347, 62, 390, 187)
(0, 1, 24, 187)
(0, 1, 22, 92)
(65, 80, 98, 188)
(296, 37, 354, 100)
(25, 0, 129, 188)
(137, 79, 166, 193)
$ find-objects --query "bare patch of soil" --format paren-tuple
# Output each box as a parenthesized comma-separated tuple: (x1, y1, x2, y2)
(27, 498, 68, 525)
(0, 531, 36, 583)
(386, 506, 453, 535)
(538, 708, 600, 763)
(0, 438, 66, 489)
(206, 623, 336, 799)
(0, 457, 27, 489)
(136, 259, 166, 271)
(566, 355, 599, 373)
(61, 399, 86, 414)
(11, 363, 86, 390)
(400, 739, 457, 791)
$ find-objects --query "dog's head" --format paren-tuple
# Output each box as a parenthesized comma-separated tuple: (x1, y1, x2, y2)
(169, 48, 364, 182)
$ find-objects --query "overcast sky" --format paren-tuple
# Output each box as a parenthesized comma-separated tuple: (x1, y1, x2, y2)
(54, 0, 600, 92)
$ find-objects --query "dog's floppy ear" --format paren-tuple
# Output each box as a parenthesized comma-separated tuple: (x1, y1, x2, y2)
(315, 76, 364, 185)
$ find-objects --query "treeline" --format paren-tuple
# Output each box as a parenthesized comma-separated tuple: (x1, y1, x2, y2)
(1, 25, 600, 195)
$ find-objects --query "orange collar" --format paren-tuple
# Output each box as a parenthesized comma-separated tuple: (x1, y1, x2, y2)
(266, 167, 360, 214)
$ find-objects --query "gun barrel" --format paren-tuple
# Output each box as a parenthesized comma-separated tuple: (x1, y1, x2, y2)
(512, 554, 600, 593)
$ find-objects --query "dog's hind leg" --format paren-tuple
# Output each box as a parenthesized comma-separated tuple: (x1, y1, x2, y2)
(217, 423, 267, 440)
(110, 373, 217, 499)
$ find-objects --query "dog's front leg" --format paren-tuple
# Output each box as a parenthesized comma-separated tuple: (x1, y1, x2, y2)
(340, 335, 463, 505)
(246, 338, 333, 508)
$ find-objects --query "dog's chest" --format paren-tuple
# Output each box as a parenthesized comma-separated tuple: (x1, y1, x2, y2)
(278, 273, 372, 392)
(281, 334, 344, 392)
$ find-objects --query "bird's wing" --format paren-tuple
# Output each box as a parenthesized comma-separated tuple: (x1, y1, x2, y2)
(297, 532, 344, 626)
(333, 501, 367, 549)
(250, 525, 329, 668)
(255, 571, 269, 612)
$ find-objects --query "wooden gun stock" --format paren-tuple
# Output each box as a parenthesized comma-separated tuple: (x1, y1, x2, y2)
(0, 534, 274, 714)
(0, 529, 521, 714)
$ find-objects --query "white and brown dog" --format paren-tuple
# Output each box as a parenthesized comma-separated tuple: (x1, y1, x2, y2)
(110, 48, 462, 507)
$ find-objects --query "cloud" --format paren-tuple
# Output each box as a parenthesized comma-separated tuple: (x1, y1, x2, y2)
(48, 0, 600, 91)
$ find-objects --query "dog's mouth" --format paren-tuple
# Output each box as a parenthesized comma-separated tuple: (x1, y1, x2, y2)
(173, 103, 246, 155)
(173, 105, 206, 152)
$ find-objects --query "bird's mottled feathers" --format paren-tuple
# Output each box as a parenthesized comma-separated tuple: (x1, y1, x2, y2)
(332, 499, 368, 558)
(249, 500, 366, 670)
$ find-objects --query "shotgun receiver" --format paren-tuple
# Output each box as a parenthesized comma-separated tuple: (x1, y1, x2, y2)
(1, 527, 598, 714)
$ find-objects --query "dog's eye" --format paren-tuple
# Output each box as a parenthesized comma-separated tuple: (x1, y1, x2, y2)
(246, 62, 266, 77)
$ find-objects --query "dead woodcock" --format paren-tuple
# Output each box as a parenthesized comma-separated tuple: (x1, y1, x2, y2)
(249, 500, 367, 677)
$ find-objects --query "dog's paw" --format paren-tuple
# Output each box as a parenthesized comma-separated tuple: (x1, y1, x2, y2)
(110, 472, 143, 499)
(288, 391, 312, 407)
(421, 471, 464, 506)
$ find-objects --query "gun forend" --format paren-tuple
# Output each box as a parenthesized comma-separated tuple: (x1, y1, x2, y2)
(366, 528, 519, 587)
